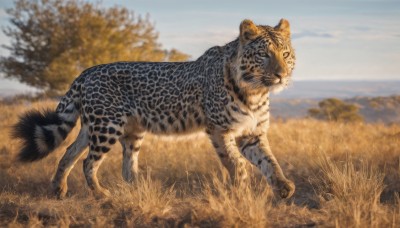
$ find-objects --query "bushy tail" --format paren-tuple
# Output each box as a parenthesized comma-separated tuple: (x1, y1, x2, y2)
(13, 98, 80, 162)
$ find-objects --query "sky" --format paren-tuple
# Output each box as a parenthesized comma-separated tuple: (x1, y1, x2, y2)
(0, 0, 399, 94)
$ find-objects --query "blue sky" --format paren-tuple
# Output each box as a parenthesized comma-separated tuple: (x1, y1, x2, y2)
(0, 0, 399, 94)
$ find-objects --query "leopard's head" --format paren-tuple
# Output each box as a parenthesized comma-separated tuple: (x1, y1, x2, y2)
(234, 19, 295, 93)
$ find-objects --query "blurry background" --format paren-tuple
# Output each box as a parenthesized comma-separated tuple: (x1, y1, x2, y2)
(0, 2, 399, 227)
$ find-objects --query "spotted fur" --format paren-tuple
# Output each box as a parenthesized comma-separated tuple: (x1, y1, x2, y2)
(13, 19, 296, 199)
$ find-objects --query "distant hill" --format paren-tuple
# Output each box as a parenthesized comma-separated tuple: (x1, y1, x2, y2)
(350, 96, 400, 124)
(269, 80, 400, 123)
(271, 95, 400, 124)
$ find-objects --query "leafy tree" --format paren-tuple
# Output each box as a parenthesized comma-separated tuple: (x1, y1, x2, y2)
(308, 98, 364, 122)
(1, 0, 189, 95)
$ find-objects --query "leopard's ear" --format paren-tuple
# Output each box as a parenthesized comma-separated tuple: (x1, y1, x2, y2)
(275, 18, 290, 37)
(240, 19, 260, 43)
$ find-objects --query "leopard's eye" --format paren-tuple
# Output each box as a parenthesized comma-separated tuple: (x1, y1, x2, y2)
(283, 52, 290, 58)
(258, 52, 269, 58)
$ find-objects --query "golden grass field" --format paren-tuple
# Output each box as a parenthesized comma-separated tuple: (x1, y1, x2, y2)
(0, 100, 399, 227)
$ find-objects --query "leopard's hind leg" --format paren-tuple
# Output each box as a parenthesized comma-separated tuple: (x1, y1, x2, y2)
(52, 126, 89, 199)
(83, 114, 124, 198)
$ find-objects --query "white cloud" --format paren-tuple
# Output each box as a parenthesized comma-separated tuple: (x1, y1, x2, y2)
(292, 30, 336, 40)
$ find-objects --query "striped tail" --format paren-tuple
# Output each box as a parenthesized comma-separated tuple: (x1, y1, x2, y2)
(12, 98, 80, 162)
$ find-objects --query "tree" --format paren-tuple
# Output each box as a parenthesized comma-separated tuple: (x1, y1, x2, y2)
(308, 98, 364, 122)
(1, 0, 189, 95)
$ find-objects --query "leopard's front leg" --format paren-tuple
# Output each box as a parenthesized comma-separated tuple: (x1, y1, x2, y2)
(208, 129, 249, 187)
(239, 134, 295, 199)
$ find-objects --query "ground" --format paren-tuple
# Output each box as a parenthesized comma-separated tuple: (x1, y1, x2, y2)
(0, 100, 399, 227)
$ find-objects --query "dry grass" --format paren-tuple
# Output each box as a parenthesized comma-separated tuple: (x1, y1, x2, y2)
(0, 99, 399, 227)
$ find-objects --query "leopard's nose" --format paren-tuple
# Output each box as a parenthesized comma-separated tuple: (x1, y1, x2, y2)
(275, 68, 288, 78)
(274, 73, 282, 80)
(274, 64, 288, 79)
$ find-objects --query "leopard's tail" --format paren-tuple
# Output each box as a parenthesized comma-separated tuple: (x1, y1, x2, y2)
(12, 82, 82, 162)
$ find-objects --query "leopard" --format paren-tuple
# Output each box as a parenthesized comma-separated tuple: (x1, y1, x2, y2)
(13, 19, 296, 199)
